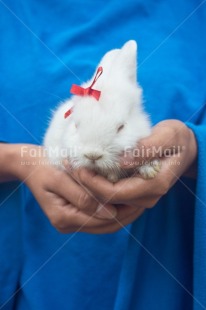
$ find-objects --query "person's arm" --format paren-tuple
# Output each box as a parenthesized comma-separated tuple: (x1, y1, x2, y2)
(1, 118, 197, 234)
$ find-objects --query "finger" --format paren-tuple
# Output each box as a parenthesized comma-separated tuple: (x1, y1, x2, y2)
(95, 204, 117, 219)
(75, 167, 153, 204)
(120, 120, 186, 169)
(63, 162, 118, 219)
(159, 153, 190, 186)
(140, 120, 187, 151)
(47, 200, 118, 233)
(44, 189, 145, 234)
(88, 205, 145, 234)
(57, 204, 144, 234)
(49, 169, 100, 214)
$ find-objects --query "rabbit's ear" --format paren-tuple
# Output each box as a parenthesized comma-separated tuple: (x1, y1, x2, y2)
(118, 40, 137, 83)
(98, 49, 120, 74)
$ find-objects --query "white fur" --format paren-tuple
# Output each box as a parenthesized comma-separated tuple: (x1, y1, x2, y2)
(44, 40, 160, 181)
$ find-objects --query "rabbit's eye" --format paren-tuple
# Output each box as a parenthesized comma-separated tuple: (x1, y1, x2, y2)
(117, 124, 125, 133)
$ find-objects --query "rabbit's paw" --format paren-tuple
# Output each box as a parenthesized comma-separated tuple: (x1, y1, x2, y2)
(138, 159, 161, 179)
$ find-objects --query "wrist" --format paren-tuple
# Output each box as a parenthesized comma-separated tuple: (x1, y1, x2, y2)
(0, 143, 23, 182)
(0, 143, 43, 182)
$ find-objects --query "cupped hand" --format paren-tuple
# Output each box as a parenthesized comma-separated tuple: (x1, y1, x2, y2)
(14, 145, 121, 234)
(67, 120, 197, 232)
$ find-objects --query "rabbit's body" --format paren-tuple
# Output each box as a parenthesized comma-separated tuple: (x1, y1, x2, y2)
(44, 41, 160, 181)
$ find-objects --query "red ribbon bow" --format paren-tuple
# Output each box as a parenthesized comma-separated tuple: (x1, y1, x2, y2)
(64, 66, 103, 119)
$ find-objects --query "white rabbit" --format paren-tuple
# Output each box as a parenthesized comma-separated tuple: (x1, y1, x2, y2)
(44, 40, 160, 182)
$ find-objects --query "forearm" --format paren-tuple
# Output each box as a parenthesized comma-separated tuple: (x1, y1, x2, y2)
(0, 143, 40, 183)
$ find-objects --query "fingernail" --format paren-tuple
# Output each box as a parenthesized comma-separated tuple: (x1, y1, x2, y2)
(62, 159, 70, 170)
(96, 204, 117, 219)
(62, 160, 73, 173)
(63, 159, 69, 166)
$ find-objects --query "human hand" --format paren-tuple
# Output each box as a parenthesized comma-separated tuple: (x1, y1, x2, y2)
(119, 120, 197, 178)
(7, 144, 122, 234)
(28, 156, 143, 232)
(67, 120, 197, 232)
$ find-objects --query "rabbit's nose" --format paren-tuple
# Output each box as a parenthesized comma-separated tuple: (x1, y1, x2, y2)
(84, 153, 103, 161)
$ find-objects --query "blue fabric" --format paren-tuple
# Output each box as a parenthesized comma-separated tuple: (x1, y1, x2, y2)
(0, 0, 206, 309)
(186, 124, 206, 310)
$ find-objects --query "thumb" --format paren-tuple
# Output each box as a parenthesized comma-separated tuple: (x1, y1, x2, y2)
(120, 120, 185, 169)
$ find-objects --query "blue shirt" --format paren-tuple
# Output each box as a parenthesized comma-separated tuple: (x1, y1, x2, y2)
(0, 1, 206, 309)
